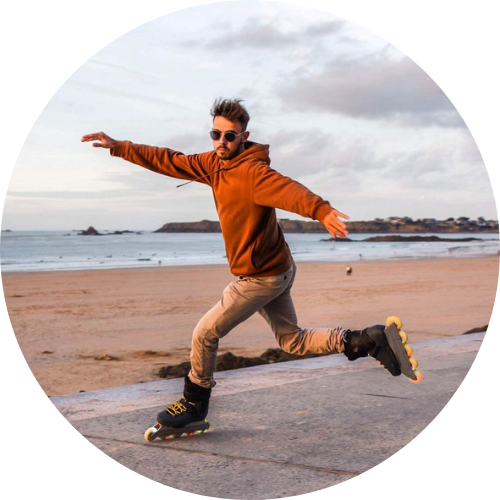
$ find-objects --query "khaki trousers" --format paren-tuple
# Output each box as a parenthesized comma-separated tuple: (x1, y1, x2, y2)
(188, 261, 346, 388)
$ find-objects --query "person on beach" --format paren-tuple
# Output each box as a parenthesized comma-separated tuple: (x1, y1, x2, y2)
(82, 98, 408, 433)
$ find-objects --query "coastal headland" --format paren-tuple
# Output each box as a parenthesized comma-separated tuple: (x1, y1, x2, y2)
(153, 216, 498, 234)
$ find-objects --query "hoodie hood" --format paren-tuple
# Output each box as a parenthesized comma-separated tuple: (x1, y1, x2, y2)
(221, 141, 271, 170)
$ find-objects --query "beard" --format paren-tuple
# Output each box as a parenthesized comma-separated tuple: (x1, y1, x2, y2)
(215, 142, 244, 160)
(216, 147, 231, 159)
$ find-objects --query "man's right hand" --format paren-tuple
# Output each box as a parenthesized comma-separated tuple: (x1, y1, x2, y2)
(81, 132, 116, 149)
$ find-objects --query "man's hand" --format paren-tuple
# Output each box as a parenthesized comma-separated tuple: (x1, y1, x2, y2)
(323, 208, 350, 239)
(81, 131, 116, 149)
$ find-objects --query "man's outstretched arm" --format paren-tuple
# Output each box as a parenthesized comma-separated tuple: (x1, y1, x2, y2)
(81, 131, 213, 184)
(251, 164, 349, 239)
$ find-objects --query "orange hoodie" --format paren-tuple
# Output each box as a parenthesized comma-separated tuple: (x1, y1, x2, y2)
(111, 141, 333, 277)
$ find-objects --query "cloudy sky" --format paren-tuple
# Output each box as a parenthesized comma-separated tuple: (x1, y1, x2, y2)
(2, 0, 496, 230)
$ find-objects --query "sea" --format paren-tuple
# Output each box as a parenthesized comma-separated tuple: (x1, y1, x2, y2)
(1, 230, 498, 273)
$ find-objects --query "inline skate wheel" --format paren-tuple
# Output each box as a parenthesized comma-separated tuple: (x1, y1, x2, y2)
(385, 316, 403, 330)
(409, 357, 418, 370)
(398, 330, 408, 343)
(404, 343, 414, 357)
(411, 370, 423, 384)
(144, 427, 156, 442)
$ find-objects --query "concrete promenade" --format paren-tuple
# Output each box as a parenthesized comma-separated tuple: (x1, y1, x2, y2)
(50, 333, 484, 499)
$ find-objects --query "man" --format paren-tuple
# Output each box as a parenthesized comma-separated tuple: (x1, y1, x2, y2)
(82, 98, 409, 435)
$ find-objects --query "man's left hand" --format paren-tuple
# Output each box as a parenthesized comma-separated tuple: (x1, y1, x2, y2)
(323, 209, 350, 239)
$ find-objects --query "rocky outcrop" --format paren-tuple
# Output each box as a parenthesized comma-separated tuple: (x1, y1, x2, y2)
(363, 235, 483, 242)
(77, 227, 142, 236)
(158, 348, 330, 379)
(78, 226, 101, 236)
(462, 325, 488, 334)
(322, 235, 484, 243)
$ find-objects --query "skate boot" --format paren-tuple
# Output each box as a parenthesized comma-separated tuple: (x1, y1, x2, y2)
(343, 316, 423, 383)
(144, 376, 211, 442)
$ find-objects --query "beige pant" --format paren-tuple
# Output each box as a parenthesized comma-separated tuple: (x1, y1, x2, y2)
(188, 261, 346, 388)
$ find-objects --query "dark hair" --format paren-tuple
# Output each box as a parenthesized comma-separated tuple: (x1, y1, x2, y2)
(211, 98, 250, 131)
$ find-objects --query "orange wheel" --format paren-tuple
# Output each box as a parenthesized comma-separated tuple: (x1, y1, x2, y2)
(409, 357, 418, 370)
(404, 343, 414, 357)
(410, 371, 423, 384)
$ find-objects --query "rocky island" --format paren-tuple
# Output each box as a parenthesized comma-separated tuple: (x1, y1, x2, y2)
(322, 235, 488, 243)
(77, 227, 143, 236)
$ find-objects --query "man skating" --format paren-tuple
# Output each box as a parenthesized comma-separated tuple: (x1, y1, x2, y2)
(82, 98, 417, 437)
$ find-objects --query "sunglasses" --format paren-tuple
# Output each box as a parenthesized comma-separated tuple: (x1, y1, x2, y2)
(209, 130, 245, 142)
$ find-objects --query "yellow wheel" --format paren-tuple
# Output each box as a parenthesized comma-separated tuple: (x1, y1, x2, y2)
(386, 316, 403, 330)
(399, 330, 408, 343)
(404, 343, 414, 357)
(411, 370, 423, 384)
(409, 357, 418, 370)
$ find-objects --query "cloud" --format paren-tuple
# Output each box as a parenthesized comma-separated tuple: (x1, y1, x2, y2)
(277, 55, 465, 128)
(159, 132, 213, 155)
(257, 124, 488, 203)
(185, 17, 344, 51)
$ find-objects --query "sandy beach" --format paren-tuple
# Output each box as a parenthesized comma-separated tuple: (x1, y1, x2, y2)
(2, 256, 498, 396)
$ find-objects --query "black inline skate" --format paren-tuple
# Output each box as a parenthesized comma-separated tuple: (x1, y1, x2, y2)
(343, 316, 423, 383)
(145, 376, 211, 442)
